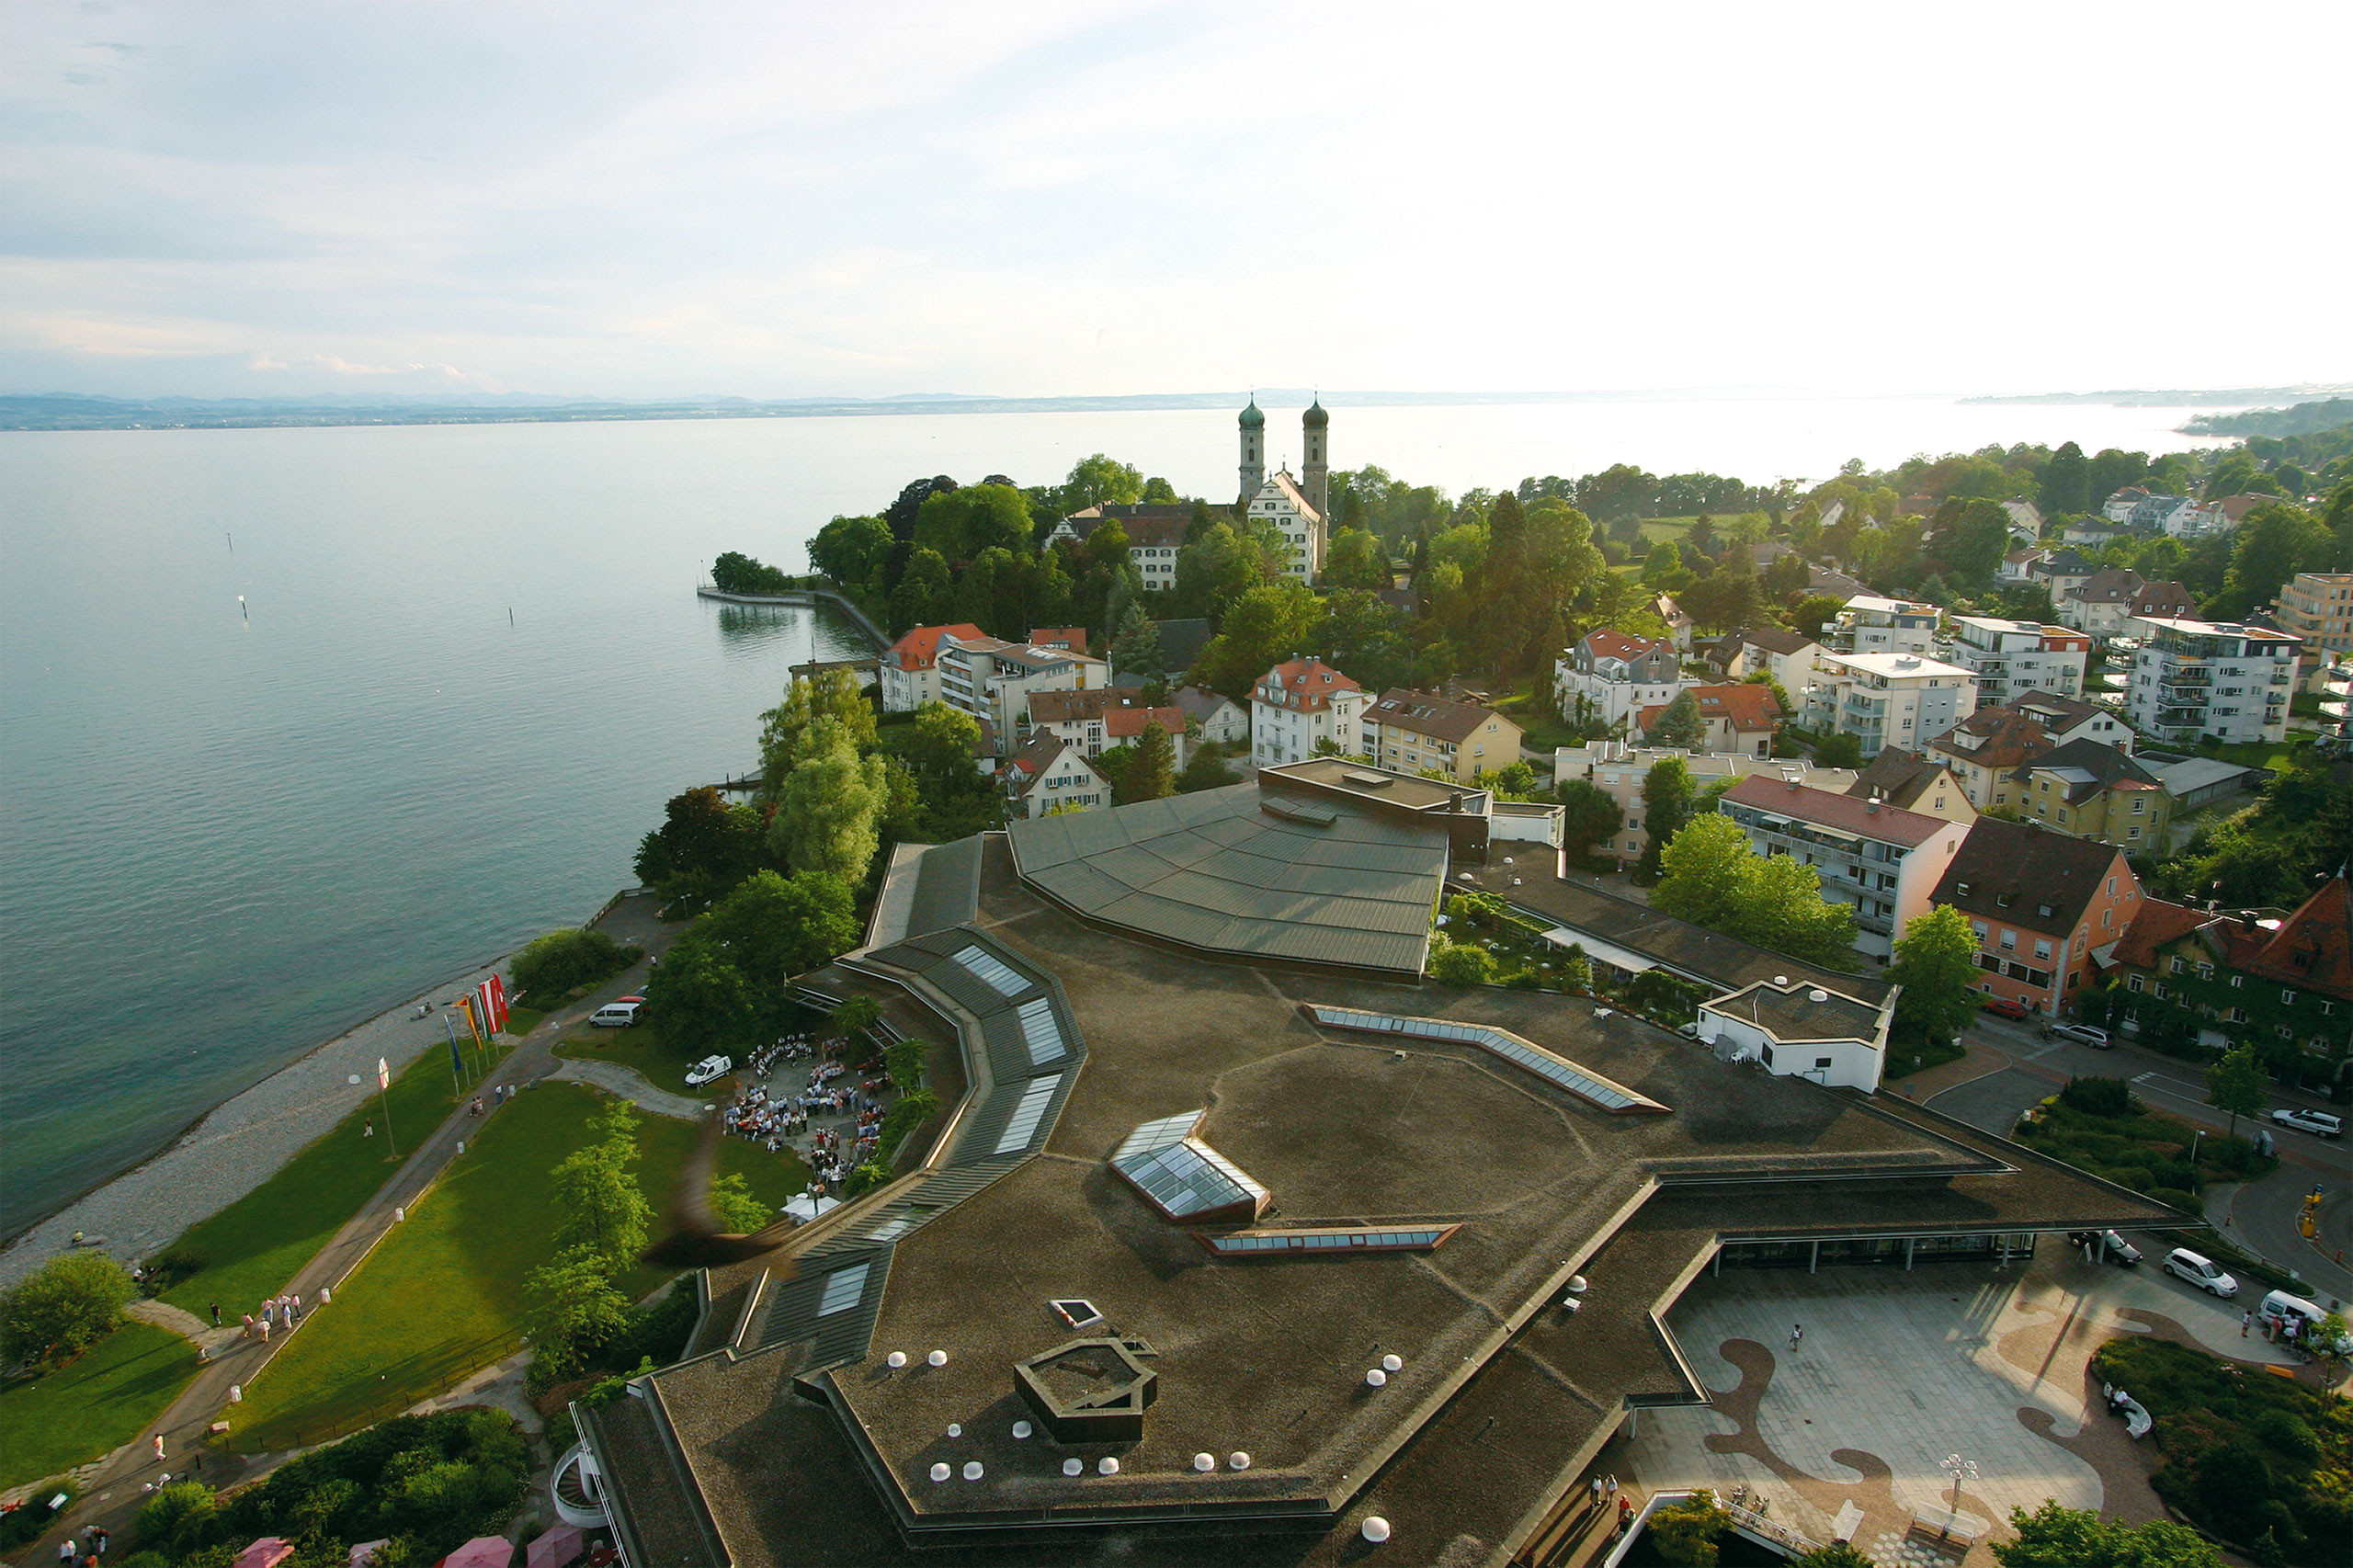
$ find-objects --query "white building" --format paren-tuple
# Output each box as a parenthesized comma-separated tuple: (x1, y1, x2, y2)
(1249, 655, 1366, 767)
(2012, 689, 2135, 755)
(1801, 652, 1978, 760)
(938, 633, 1109, 749)
(1697, 976, 1896, 1092)
(1555, 630, 1687, 732)
(1244, 469, 1327, 583)
(1827, 596, 1940, 658)
(881, 622, 986, 713)
(1949, 617, 2089, 707)
(1001, 735, 1109, 818)
(1176, 685, 1250, 746)
(2125, 618, 2302, 745)
(1738, 626, 1824, 690)
(1552, 741, 1856, 868)
(1048, 506, 1194, 589)
(1023, 688, 1189, 767)
(1718, 775, 1972, 962)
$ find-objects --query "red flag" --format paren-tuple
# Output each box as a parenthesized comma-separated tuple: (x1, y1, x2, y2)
(377, 1057, 390, 1091)
(478, 975, 508, 1033)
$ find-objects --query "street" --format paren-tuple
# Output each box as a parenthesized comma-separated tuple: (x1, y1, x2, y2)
(1924, 1017, 2352, 1305)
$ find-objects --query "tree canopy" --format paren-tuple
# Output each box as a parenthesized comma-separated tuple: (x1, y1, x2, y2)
(1887, 906, 1981, 1045)
(1652, 814, 1859, 969)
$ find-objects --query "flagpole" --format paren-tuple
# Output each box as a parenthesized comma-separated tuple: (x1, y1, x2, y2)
(444, 1014, 464, 1094)
(378, 1057, 399, 1156)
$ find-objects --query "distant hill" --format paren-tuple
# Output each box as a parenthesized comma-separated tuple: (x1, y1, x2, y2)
(2181, 398, 2353, 438)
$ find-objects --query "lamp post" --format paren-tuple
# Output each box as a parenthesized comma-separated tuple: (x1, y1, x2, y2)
(1939, 1453, 1978, 1533)
(2190, 1128, 2205, 1173)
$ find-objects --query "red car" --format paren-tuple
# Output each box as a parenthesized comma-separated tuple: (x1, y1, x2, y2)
(1979, 996, 2031, 1021)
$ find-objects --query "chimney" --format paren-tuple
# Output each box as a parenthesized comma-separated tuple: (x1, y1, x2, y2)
(2242, 912, 2257, 933)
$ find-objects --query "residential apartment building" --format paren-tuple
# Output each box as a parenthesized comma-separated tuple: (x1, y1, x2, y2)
(1719, 776, 1970, 961)
(1925, 705, 2055, 815)
(2012, 689, 2134, 754)
(1827, 596, 1940, 657)
(1842, 749, 1976, 826)
(2057, 569, 2199, 640)
(2109, 878, 2352, 1077)
(1738, 626, 1824, 691)
(1999, 547, 2050, 584)
(880, 622, 986, 712)
(1249, 655, 1365, 767)
(1635, 683, 1782, 756)
(1552, 743, 1856, 869)
(1555, 630, 1686, 732)
(2011, 740, 2170, 850)
(1949, 617, 2088, 707)
(2030, 550, 2097, 604)
(1801, 652, 1978, 759)
(1001, 734, 1109, 818)
(1028, 627, 1086, 654)
(1244, 469, 1327, 582)
(1023, 688, 1188, 767)
(1931, 820, 2142, 1018)
(2275, 573, 2353, 661)
(937, 633, 1109, 748)
(1359, 690, 1523, 783)
(2124, 618, 2302, 745)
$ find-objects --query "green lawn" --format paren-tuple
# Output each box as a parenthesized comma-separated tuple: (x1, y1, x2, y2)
(503, 1006, 549, 1039)
(222, 1081, 806, 1452)
(159, 1042, 512, 1322)
(0, 1322, 200, 1490)
(553, 1022, 699, 1088)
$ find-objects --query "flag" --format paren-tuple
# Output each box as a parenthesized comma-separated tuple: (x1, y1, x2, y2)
(377, 1057, 390, 1091)
(459, 994, 488, 1051)
(449, 1037, 465, 1077)
(475, 975, 508, 1035)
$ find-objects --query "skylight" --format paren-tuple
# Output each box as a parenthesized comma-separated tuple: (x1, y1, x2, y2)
(1015, 996, 1066, 1065)
(1202, 1225, 1460, 1256)
(1113, 1139, 1268, 1220)
(1306, 1006, 1669, 1114)
(1115, 1110, 1203, 1160)
(995, 1075, 1063, 1154)
(816, 1264, 870, 1317)
(953, 945, 1030, 997)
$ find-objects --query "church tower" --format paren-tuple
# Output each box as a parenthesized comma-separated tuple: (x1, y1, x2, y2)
(1238, 397, 1266, 502)
(1302, 397, 1329, 519)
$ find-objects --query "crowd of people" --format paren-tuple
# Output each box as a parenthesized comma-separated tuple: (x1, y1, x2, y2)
(718, 1028, 898, 1202)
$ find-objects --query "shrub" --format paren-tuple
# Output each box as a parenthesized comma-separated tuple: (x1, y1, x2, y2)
(2147, 1187, 2201, 1215)
(0, 1249, 136, 1364)
(884, 1040, 926, 1088)
(2252, 1409, 2319, 1461)
(135, 1481, 220, 1558)
(2059, 1076, 2134, 1117)
(1427, 937, 1495, 988)
(508, 929, 642, 1004)
(141, 1244, 205, 1296)
(0, 1485, 74, 1551)
(1647, 1489, 1733, 1565)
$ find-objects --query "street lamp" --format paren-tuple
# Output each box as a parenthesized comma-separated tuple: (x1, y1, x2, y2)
(1939, 1454, 1978, 1528)
(2190, 1129, 2205, 1170)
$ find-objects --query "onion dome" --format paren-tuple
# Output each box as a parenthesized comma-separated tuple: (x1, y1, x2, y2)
(1303, 398, 1328, 428)
(1239, 399, 1265, 429)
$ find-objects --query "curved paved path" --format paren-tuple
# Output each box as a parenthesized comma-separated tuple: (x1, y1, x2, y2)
(546, 1058, 711, 1120)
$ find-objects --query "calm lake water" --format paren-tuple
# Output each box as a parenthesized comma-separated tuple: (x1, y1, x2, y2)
(0, 397, 2232, 1237)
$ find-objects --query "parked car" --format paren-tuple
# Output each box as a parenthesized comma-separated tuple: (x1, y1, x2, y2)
(2067, 1230, 2143, 1267)
(2047, 1021, 2111, 1049)
(2162, 1246, 2238, 1298)
(1978, 996, 2031, 1022)
(2258, 1289, 2353, 1355)
(685, 1054, 733, 1087)
(589, 1000, 642, 1028)
(2270, 1107, 2344, 1140)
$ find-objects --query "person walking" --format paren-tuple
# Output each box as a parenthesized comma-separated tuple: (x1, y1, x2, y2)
(364, 1120, 375, 1138)
(1590, 1476, 1604, 1510)
(209, 1301, 222, 1327)
(1789, 1323, 1803, 1350)
(94, 1528, 108, 1558)
(153, 1435, 165, 1462)
(60, 1539, 76, 1566)
(2242, 1311, 2253, 1337)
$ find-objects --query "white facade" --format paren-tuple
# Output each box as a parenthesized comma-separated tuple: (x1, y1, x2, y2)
(1553, 742, 1857, 867)
(1249, 657, 1365, 766)
(1719, 778, 1971, 962)
(1556, 633, 1688, 732)
(1244, 470, 1326, 583)
(1178, 686, 1251, 745)
(1801, 652, 1979, 760)
(938, 635, 1108, 749)
(2126, 619, 2302, 745)
(1949, 617, 2088, 707)
(1698, 979, 1891, 1092)
(1828, 597, 1939, 657)
(1005, 740, 1109, 818)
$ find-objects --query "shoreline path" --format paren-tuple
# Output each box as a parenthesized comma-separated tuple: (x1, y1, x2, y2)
(24, 893, 683, 1560)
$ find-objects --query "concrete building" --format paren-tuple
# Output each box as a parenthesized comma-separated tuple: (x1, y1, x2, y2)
(2012, 689, 2133, 754)
(1249, 655, 1365, 767)
(2275, 572, 2353, 661)
(1697, 976, 1896, 1092)
(1176, 685, 1248, 746)
(1023, 688, 1188, 767)
(2009, 739, 2170, 851)
(1999, 546, 2050, 584)
(1738, 625, 1824, 690)
(937, 633, 1109, 748)
(2030, 550, 2097, 604)
(1555, 629, 1686, 732)
(1949, 617, 2088, 707)
(1359, 690, 1523, 782)
(1842, 748, 1977, 825)
(1046, 507, 1209, 596)
(1028, 627, 1087, 654)
(2118, 580, 2200, 638)
(1245, 469, 1326, 583)
(2059, 570, 2198, 640)
(1718, 775, 1971, 961)
(1932, 820, 2143, 1018)
(2124, 618, 2302, 745)
(880, 622, 987, 713)
(1634, 682, 1782, 756)
(1801, 652, 1979, 760)
(1925, 705, 2056, 816)
(1552, 742, 1856, 868)
(1000, 733, 1110, 818)
(1826, 596, 1940, 657)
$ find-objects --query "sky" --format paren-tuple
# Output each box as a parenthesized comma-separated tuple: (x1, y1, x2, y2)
(4, 1, 2348, 403)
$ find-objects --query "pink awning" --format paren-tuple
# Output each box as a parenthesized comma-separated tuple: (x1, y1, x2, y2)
(234, 1541, 295, 1568)
(438, 1538, 512, 1568)
(525, 1527, 584, 1568)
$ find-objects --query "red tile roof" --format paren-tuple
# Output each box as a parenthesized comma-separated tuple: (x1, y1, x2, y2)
(1927, 705, 2054, 770)
(1027, 627, 1087, 653)
(1365, 689, 1510, 744)
(888, 622, 986, 672)
(1722, 774, 1953, 847)
(1256, 656, 1360, 713)
(2242, 877, 2353, 996)
(1105, 705, 1186, 743)
(2109, 898, 2215, 971)
(1581, 630, 1666, 662)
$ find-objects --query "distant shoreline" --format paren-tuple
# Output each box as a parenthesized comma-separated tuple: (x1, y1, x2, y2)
(6, 384, 2336, 433)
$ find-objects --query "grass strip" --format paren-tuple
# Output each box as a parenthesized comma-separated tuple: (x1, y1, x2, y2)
(0, 1322, 200, 1490)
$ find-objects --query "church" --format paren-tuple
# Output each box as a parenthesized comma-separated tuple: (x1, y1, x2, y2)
(1237, 396, 1329, 583)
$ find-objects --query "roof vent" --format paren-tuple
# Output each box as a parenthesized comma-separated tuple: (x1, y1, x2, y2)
(1773, 976, 1790, 986)
(1809, 989, 1829, 1003)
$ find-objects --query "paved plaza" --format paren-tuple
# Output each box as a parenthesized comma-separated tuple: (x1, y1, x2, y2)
(1605, 1243, 2300, 1565)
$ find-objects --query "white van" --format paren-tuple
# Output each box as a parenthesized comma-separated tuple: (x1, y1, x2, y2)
(2258, 1290, 2346, 1350)
(2162, 1246, 2238, 1298)
(589, 1001, 642, 1028)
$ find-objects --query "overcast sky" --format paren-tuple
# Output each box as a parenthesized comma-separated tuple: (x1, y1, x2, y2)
(5, 1, 2347, 403)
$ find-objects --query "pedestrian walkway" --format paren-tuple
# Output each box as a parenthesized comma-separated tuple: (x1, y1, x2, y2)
(546, 1057, 710, 1120)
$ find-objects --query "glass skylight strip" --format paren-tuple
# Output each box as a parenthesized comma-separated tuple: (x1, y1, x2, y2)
(1204, 1225, 1457, 1256)
(994, 1074, 1063, 1153)
(1115, 1110, 1202, 1160)
(1016, 995, 1066, 1064)
(1306, 1006, 1666, 1114)
(816, 1263, 870, 1317)
(867, 1216, 916, 1243)
(952, 944, 1030, 997)
(1112, 1138, 1267, 1218)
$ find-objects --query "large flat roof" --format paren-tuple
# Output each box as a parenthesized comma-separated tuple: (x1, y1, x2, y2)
(1005, 782, 1448, 973)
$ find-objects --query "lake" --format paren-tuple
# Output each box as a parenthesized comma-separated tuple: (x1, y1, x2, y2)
(0, 395, 2234, 1238)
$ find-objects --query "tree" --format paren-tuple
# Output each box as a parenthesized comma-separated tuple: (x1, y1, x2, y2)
(1648, 691, 1709, 749)
(136, 1482, 222, 1559)
(1646, 1489, 1732, 1566)
(1634, 756, 1696, 881)
(1813, 732, 1863, 769)
(551, 1129, 652, 1271)
(1925, 496, 2012, 591)
(1060, 453, 1144, 513)
(756, 670, 875, 799)
(883, 475, 959, 540)
(895, 701, 1000, 840)
(635, 787, 767, 913)
(1427, 935, 1496, 987)
(1127, 719, 1177, 801)
(1323, 528, 1390, 590)
(706, 1174, 770, 1233)
(1653, 814, 1858, 968)
(709, 551, 790, 595)
(1190, 579, 1322, 697)
(509, 928, 639, 1002)
(1643, 539, 1689, 587)
(1992, 1502, 2223, 1568)
(1790, 1548, 1873, 1568)
(913, 483, 1032, 563)
(524, 1244, 633, 1377)
(2038, 441, 2089, 518)
(2204, 1044, 2268, 1138)
(700, 869, 860, 996)
(805, 514, 893, 591)
(1556, 778, 1625, 867)
(1788, 593, 1845, 642)
(2219, 503, 2333, 617)
(0, 1249, 135, 1364)
(642, 930, 756, 1054)
(1887, 906, 1981, 1045)
(1652, 814, 1755, 928)
(1176, 744, 1233, 793)
(770, 724, 891, 885)
(1108, 602, 1164, 679)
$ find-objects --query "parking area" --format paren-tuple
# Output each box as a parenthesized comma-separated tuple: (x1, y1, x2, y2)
(1606, 1243, 2297, 1564)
